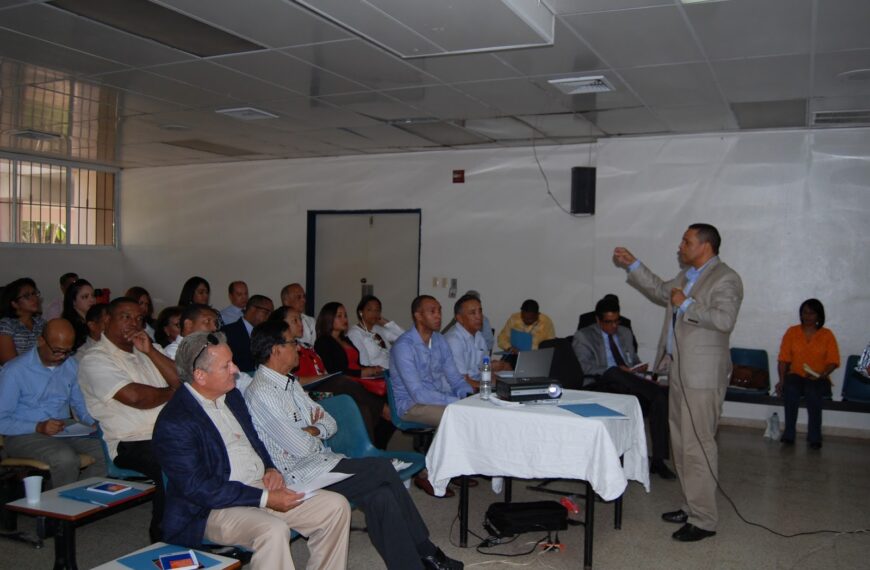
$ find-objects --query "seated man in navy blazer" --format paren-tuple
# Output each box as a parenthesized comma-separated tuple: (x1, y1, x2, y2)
(153, 331, 350, 570)
(221, 295, 273, 373)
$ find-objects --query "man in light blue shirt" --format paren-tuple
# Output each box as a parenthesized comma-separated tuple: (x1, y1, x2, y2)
(445, 294, 511, 387)
(390, 295, 472, 428)
(0, 319, 105, 487)
(219, 280, 248, 325)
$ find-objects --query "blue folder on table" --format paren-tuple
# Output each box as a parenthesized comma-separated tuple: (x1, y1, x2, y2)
(118, 544, 221, 569)
(559, 403, 627, 419)
(510, 329, 533, 351)
(59, 482, 142, 506)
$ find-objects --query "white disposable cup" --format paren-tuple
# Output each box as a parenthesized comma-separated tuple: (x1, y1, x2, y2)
(23, 475, 43, 505)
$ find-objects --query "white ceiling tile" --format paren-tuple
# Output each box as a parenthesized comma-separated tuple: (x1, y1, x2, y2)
(154, 0, 351, 48)
(0, 28, 125, 76)
(582, 107, 669, 135)
(408, 52, 521, 83)
(452, 78, 572, 115)
(214, 51, 367, 97)
(655, 104, 738, 133)
(382, 85, 497, 120)
(92, 69, 240, 108)
(259, 96, 383, 130)
(492, 20, 604, 76)
(284, 39, 440, 90)
(1, 4, 196, 67)
(685, 0, 812, 60)
(317, 92, 423, 121)
(619, 63, 723, 107)
(517, 113, 604, 137)
(712, 55, 810, 103)
(562, 6, 703, 68)
(816, 0, 870, 52)
(813, 50, 870, 97)
(147, 61, 296, 103)
(544, 0, 673, 15)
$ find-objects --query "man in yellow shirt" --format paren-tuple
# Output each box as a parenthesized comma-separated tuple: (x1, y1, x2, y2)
(497, 299, 556, 353)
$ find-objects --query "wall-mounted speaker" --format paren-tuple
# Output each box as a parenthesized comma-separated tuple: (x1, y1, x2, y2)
(570, 166, 596, 215)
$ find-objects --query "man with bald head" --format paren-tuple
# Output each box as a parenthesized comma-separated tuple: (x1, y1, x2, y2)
(79, 297, 181, 542)
(0, 319, 106, 487)
(280, 283, 316, 346)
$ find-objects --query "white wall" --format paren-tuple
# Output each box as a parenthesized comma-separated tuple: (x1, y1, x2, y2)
(3, 127, 869, 431)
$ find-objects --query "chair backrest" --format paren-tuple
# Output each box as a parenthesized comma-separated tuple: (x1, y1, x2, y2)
(95, 425, 147, 479)
(730, 347, 769, 371)
(842, 355, 870, 403)
(319, 395, 376, 458)
(539, 336, 585, 390)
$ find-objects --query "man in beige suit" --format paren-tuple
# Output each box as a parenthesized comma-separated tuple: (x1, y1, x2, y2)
(613, 223, 743, 542)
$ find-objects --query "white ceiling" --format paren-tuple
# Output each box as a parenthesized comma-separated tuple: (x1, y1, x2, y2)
(0, 0, 868, 168)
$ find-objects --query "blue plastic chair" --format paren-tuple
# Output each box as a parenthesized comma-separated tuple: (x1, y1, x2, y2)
(319, 395, 425, 482)
(728, 347, 771, 396)
(842, 355, 870, 403)
(95, 425, 148, 480)
(384, 371, 435, 453)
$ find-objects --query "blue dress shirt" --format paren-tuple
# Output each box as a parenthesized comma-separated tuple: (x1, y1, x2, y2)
(0, 347, 94, 435)
(444, 323, 488, 381)
(389, 328, 473, 418)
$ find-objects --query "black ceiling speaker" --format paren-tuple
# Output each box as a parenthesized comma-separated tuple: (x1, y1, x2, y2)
(570, 166, 596, 215)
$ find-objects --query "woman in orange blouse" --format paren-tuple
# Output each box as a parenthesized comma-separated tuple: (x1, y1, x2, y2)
(776, 298, 839, 448)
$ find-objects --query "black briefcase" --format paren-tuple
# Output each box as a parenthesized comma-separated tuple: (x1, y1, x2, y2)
(483, 501, 568, 537)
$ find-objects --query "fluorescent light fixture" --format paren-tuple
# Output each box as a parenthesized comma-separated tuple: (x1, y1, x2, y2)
(680, 0, 729, 4)
(547, 76, 614, 95)
(215, 107, 279, 121)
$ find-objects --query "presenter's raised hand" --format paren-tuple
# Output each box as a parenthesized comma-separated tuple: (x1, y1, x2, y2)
(613, 247, 636, 268)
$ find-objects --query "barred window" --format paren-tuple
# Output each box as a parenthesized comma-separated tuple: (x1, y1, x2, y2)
(0, 156, 117, 247)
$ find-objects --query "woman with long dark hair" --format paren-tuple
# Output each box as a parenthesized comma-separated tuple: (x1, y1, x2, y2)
(776, 298, 840, 449)
(177, 276, 210, 307)
(62, 279, 96, 350)
(154, 306, 183, 348)
(314, 302, 384, 379)
(0, 277, 45, 365)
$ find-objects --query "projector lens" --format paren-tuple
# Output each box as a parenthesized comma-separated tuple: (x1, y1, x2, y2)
(548, 384, 562, 398)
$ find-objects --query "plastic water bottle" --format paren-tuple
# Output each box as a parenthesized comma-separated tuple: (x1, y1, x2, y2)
(480, 357, 492, 400)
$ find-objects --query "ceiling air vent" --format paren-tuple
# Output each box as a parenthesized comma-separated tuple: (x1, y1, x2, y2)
(215, 107, 279, 121)
(9, 129, 63, 141)
(812, 109, 870, 127)
(547, 76, 614, 95)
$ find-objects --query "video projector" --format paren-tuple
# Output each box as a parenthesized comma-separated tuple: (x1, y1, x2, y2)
(496, 376, 562, 402)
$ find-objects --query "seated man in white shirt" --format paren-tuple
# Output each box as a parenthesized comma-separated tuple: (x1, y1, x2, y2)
(444, 294, 510, 390)
(164, 304, 219, 360)
(78, 297, 181, 542)
(245, 320, 463, 570)
(280, 283, 316, 347)
(219, 280, 248, 325)
(154, 332, 350, 570)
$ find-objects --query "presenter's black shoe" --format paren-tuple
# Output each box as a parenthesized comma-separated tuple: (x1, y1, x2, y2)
(809, 441, 822, 450)
(672, 523, 716, 542)
(661, 509, 689, 524)
(422, 547, 463, 570)
(780, 436, 795, 445)
(650, 459, 676, 480)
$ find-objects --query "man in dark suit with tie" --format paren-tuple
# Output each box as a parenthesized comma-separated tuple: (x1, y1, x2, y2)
(614, 223, 743, 542)
(572, 296, 673, 480)
(221, 295, 273, 373)
(153, 331, 350, 569)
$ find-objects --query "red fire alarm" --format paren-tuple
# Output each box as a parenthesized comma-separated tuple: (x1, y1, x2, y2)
(452, 169, 465, 183)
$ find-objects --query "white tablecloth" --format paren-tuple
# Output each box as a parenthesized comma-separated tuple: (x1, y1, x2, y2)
(426, 390, 650, 501)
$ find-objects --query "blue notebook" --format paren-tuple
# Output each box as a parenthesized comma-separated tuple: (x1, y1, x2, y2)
(59, 482, 142, 506)
(118, 544, 221, 569)
(559, 403, 627, 419)
(510, 329, 533, 352)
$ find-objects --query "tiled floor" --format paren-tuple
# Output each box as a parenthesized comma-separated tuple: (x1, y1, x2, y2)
(4, 425, 869, 569)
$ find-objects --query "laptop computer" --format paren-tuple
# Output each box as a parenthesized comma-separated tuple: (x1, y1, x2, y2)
(496, 347, 554, 381)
